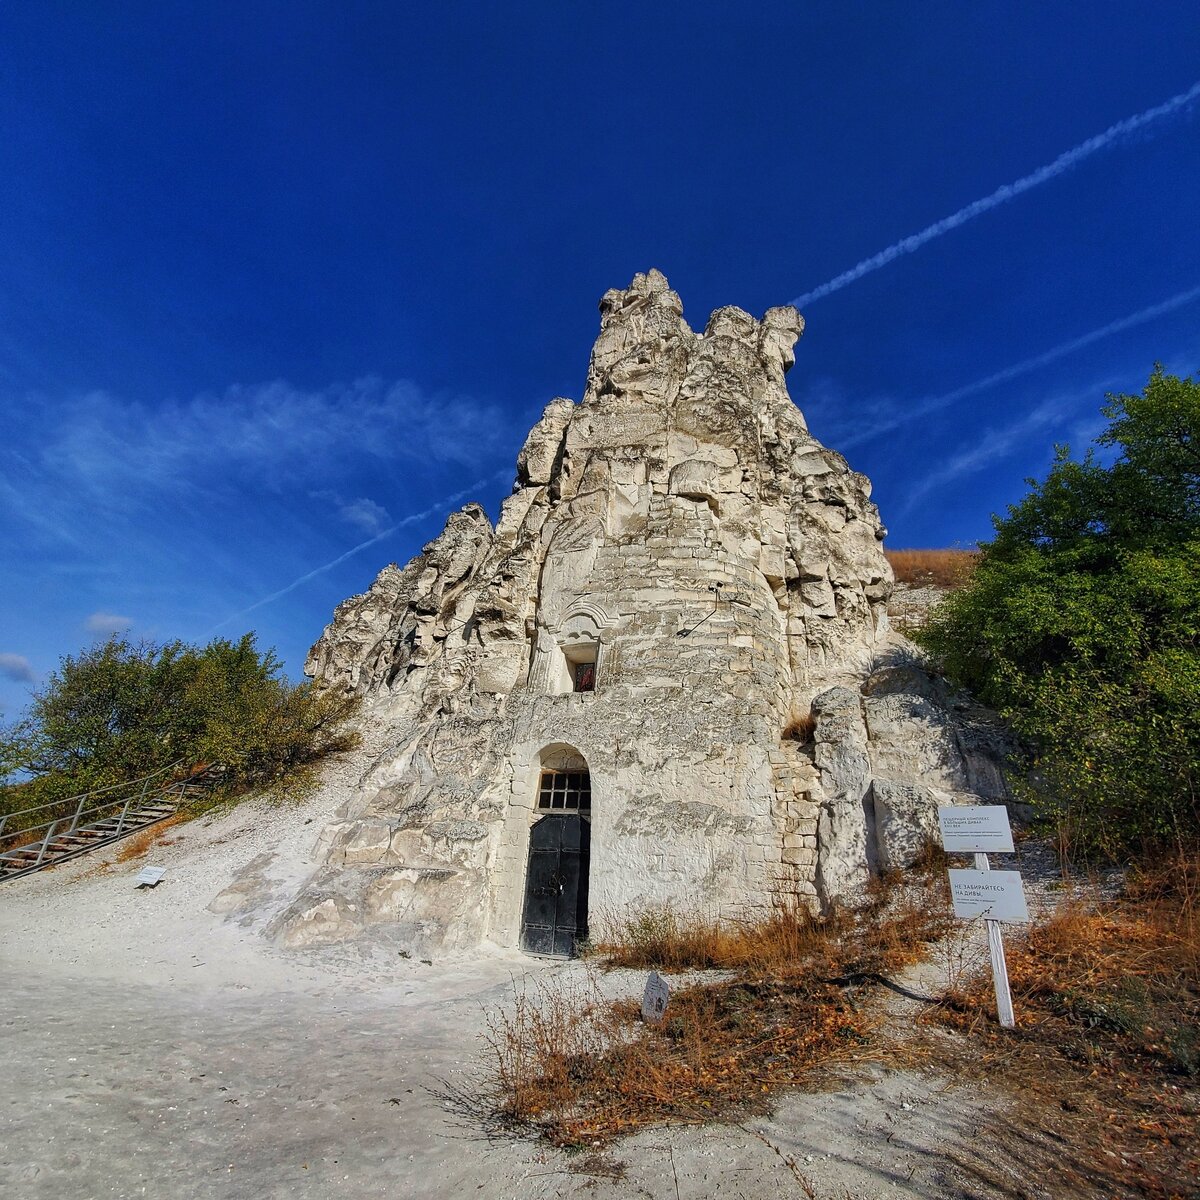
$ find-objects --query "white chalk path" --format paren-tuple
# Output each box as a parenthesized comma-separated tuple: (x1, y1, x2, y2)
(1, 741, 1052, 1200)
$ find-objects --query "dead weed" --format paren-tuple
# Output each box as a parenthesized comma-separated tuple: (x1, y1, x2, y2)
(488, 860, 953, 1146)
(113, 813, 186, 863)
(927, 842, 1200, 1199)
(884, 548, 978, 589)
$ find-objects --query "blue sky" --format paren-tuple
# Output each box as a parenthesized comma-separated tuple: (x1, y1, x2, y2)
(2, 3, 1198, 716)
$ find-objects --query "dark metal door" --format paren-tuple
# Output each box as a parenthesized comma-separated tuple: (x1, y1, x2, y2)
(520, 815, 590, 956)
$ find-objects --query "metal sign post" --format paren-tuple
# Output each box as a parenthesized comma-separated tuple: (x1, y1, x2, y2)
(938, 806, 1025, 1030)
(973, 852, 1015, 1029)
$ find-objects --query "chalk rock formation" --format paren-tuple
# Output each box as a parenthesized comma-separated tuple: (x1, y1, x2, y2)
(271, 270, 1010, 955)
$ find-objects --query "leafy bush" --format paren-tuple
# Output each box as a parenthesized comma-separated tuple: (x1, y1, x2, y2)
(1, 633, 360, 815)
(916, 368, 1200, 854)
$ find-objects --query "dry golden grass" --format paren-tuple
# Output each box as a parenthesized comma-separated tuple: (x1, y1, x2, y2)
(488, 858, 954, 1146)
(884, 548, 978, 589)
(781, 708, 817, 744)
(113, 813, 186, 863)
(487, 963, 869, 1147)
(929, 843, 1199, 1198)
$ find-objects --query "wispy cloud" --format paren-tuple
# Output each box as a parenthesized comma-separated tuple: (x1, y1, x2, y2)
(835, 284, 1200, 451)
(897, 396, 1072, 516)
(1, 376, 502, 528)
(310, 490, 391, 535)
(0, 653, 35, 683)
(206, 470, 510, 634)
(338, 498, 390, 535)
(792, 81, 1200, 307)
(85, 612, 134, 635)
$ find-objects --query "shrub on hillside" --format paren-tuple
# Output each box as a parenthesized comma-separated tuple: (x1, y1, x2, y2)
(0, 633, 360, 814)
(916, 368, 1200, 855)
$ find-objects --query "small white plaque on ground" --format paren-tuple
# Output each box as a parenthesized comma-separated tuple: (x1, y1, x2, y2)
(948, 869, 1029, 922)
(135, 866, 167, 888)
(938, 805, 1014, 853)
(642, 970, 670, 1023)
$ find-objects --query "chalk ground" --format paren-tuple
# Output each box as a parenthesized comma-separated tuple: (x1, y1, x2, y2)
(1, 749, 1057, 1200)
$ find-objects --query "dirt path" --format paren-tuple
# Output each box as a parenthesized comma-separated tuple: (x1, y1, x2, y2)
(1, 962, 1023, 1200)
(0, 756, 1051, 1200)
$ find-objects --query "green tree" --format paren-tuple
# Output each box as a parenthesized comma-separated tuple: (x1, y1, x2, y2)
(917, 368, 1200, 854)
(1, 633, 360, 814)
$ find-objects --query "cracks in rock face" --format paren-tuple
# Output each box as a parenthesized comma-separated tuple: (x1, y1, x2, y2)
(291, 271, 1012, 953)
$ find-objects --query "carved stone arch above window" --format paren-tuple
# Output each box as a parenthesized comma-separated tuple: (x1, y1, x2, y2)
(547, 603, 616, 696)
(558, 602, 617, 642)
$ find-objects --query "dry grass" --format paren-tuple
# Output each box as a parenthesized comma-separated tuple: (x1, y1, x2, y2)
(487, 859, 954, 1146)
(928, 843, 1200, 1198)
(486, 965, 869, 1147)
(113, 813, 186, 863)
(781, 708, 817, 744)
(884, 548, 978, 589)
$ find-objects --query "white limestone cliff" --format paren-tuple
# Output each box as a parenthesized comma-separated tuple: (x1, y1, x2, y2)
(254, 270, 1010, 955)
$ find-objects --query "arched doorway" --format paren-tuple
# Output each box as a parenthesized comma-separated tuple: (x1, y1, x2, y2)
(520, 752, 590, 956)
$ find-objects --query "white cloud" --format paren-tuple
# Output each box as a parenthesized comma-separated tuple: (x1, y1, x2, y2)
(0, 653, 35, 683)
(59, 377, 499, 489)
(85, 611, 134, 635)
(1, 376, 503, 531)
(896, 390, 1092, 517)
(824, 286, 1200, 457)
(207, 469, 510, 634)
(310, 490, 392, 535)
(337, 497, 390, 534)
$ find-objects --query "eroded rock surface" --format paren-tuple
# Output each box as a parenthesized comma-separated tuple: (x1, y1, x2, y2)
(271, 270, 1010, 955)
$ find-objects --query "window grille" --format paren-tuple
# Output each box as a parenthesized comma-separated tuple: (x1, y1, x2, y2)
(536, 770, 591, 812)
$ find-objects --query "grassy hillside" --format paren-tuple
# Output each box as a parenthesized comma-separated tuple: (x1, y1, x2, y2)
(884, 547, 978, 589)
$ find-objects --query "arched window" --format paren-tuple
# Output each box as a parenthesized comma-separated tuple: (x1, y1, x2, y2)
(536, 769, 591, 812)
(546, 606, 612, 696)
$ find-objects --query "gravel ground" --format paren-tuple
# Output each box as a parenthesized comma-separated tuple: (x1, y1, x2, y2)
(1, 740, 1072, 1200)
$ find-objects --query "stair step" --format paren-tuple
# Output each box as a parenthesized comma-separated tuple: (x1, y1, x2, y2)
(1, 764, 221, 883)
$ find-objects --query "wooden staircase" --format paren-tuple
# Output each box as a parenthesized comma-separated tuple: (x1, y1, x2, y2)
(0, 765, 220, 882)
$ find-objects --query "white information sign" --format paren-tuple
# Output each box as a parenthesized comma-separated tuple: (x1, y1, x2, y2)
(948, 868, 1029, 923)
(135, 866, 167, 888)
(938, 805, 1014, 854)
(641, 970, 670, 1023)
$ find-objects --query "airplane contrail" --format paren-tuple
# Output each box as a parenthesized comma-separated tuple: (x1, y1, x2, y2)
(792, 80, 1200, 308)
(206, 470, 509, 635)
(837, 282, 1200, 451)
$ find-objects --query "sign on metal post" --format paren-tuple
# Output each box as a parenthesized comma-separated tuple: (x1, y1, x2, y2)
(938, 806, 1024, 1029)
(947, 868, 1029, 922)
(641, 970, 670, 1023)
(938, 805, 1015, 853)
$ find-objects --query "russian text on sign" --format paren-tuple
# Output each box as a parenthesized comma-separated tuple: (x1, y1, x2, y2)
(947, 868, 1029, 922)
(937, 805, 1014, 853)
